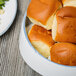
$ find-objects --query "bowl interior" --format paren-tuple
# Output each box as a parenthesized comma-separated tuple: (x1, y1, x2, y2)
(24, 16, 76, 68)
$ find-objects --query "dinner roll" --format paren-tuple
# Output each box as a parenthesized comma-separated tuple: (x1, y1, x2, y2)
(62, 0, 76, 7)
(27, 0, 61, 30)
(52, 6, 76, 43)
(28, 25, 55, 58)
(51, 43, 76, 66)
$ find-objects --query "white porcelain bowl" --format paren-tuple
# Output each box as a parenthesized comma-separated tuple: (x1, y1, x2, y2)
(0, 0, 17, 36)
(19, 13, 76, 76)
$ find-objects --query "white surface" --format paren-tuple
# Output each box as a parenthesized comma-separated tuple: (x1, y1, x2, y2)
(0, 0, 17, 36)
(19, 13, 76, 76)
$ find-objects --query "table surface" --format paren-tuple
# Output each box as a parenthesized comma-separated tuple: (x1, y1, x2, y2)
(0, 0, 41, 76)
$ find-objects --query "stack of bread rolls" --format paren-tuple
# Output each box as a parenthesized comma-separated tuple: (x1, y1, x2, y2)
(27, 0, 76, 66)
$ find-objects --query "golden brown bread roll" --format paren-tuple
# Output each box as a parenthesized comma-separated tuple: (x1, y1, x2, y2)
(51, 43, 76, 66)
(52, 6, 76, 43)
(27, 0, 61, 30)
(28, 25, 55, 58)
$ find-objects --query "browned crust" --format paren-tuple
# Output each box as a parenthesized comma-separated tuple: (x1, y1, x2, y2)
(28, 25, 55, 46)
(27, 0, 61, 25)
(51, 43, 76, 66)
(55, 7, 76, 43)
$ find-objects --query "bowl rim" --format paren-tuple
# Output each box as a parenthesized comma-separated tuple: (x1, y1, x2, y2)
(23, 12, 76, 68)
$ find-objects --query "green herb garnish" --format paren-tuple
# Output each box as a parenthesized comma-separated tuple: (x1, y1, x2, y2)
(0, 0, 9, 9)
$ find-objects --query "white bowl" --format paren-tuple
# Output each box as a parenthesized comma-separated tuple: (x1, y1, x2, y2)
(19, 13, 76, 76)
(0, 0, 17, 36)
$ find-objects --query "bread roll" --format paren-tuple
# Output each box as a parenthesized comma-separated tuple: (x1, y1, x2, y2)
(52, 6, 76, 43)
(51, 43, 76, 66)
(62, 0, 76, 7)
(28, 25, 55, 58)
(27, 0, 61, 30)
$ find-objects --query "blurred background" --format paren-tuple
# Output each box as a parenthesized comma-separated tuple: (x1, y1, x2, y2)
(0, 0, 41, 76)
